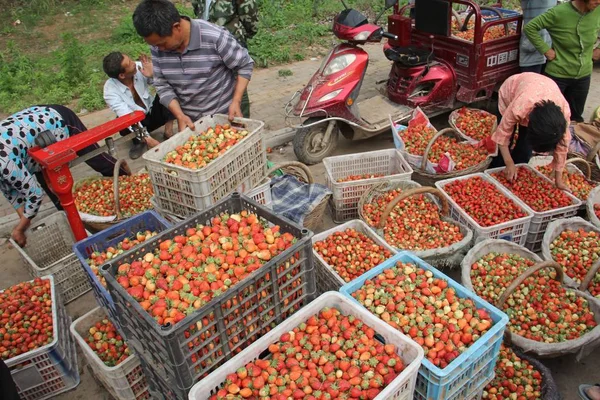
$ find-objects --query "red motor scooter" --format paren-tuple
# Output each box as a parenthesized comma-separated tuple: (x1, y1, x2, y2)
(286, 0, 521, 164)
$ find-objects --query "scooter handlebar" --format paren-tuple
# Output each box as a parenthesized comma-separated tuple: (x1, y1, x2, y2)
(382, 32, 398, 40)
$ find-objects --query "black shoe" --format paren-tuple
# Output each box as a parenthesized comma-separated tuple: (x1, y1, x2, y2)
(129, 142, 147, 160)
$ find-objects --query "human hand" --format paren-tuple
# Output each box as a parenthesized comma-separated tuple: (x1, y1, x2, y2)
(503, 163, 517, 182)
(139, 54, 153, 78)
(11, 227, 26, 247)
(545, 49, 556, 61)
(177, 114, 195, 132)
(228, 101, 242, 121)
(593, 48, 600, 61)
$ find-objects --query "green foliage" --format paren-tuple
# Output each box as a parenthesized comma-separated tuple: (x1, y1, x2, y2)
(278, 69, 293, 77)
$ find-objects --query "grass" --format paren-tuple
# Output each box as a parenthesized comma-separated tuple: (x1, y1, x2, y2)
(0, 0, 521, 115)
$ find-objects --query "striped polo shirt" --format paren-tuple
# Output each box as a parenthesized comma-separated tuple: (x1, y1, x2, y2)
(151, 17, 254, 120)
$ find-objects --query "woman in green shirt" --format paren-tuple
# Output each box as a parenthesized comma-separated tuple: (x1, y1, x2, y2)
(525, 0, 600, 122)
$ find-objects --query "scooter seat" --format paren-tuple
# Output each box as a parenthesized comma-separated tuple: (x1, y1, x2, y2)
(384, 46, 431, 67)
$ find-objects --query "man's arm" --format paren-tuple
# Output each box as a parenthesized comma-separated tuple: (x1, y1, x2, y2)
(103, 81, 135, 118)
(524, 9, 556, 58)
(238, 0, 259, 39)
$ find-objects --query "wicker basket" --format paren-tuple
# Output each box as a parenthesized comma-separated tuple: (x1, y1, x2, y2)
(569, 127, 600, 182)
(588, 185, 600, 228)
(266, 161, 330, 232)
(73, 159, 150, 232)
(358, 180, 473, 267)
(448, 107, 498, 144)
(412, 128, 494, 187)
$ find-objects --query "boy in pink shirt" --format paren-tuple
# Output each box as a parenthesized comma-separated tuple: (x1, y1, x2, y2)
(490, 72, 571, 190)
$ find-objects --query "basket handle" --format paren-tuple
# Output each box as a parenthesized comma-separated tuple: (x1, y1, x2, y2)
(420, 127, 462, 170)
(267, 161, 314, 184)
(566, 157, 592, 180)
(112, 159, 125, 220)
(378, 187, 449, 229)
(579, 259, 600, 292)
(496, 261, 564, 310)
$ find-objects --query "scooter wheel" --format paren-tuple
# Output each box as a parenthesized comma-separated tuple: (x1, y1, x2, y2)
(293, 120, 339, 165)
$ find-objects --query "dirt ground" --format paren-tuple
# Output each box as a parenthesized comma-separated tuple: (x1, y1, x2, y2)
(1, 46, 600, 399)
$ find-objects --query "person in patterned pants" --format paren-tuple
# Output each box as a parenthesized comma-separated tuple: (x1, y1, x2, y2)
(0, 105, 130, 247)
(192, 0, 258, 118)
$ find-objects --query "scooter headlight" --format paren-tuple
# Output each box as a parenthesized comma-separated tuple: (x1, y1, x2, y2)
(353, 31, 372, 41)
(318, 89, 343, 103)
(323, 54, 356, 76)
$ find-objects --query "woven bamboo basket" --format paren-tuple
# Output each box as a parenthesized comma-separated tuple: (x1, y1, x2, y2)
(448, 107, 498, 143)
(73, 159, 149, 232)
(266, 161, 330, 232)
(358, 180, 473, 267)
(568, 129, 600, 182)
(412, 127, 494, 187)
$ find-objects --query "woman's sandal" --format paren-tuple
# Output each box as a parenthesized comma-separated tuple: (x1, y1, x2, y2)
(579, 384, 600, 400)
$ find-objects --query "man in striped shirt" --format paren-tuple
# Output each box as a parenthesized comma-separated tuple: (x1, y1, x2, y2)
(132, 0, 254, 132)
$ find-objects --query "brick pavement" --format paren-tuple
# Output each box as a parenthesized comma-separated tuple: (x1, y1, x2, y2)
(1, 46, 600, 231)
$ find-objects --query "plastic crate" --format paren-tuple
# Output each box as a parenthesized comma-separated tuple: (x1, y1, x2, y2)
(324, 149, 413, 222)
(340, 252, 508, 400)
(4, 276, 80, 400)
(245, 178, 273, 210)
(72, 211, 171, 325)
(9, 212, 91, 303)
(100, 193, 317, 394)
(143, 115, 267, 218)
(70, 307, 150, 400)
(529, 156, 590, 210)
(435, 173, 533, 245)
(150, 196, 185, 224)
(485, 164, 581, 252)
(312, 219, 398, 293)
(188, 292, 424, 400)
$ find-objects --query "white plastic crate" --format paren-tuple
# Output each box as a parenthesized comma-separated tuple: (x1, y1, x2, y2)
(435, 173, 533, 245)
(4, 276, 80, 400)
(9, 212, 91, 303)
(312, 219, 397, 293)
(323, 149, 413, 222)
(70, 307, 150, 400)
(150, 196, 185, 224)
(485, 164, 581, 253)
(187, 292, 424, 400)
(245, 178, 273, 209)
(143, 115, 266, 217)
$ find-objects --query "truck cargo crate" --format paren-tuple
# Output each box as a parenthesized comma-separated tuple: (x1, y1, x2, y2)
(323, 149, 413, 222)
(435, 173, 533, 245)
(73, 211, 171, 325)
(10, 211, 91, 303)
(143, 115, 267, 217)
(70, 307, 150, 400)
(340, 252, 508, 400)
(100, 193, 317, 394)
(485, 164, 581, 252)
(188, 292, 424, 400)
(312, 219, 397, 293)
(3, 276, 80, 400)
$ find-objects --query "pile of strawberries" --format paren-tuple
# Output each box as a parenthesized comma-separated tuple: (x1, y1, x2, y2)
(337, 174, 384, 183)
(210, 307, 407, 399)
(453, 108, 496, 141)
(0, 278, 54, 361)
(535, 165, 594, 201)
(399, 123, 489, 171)
(74, 174, 154, 218)
(549, 228, 600, 297)
(443, 176, 528, 227)
(85, 318, 130, 367)
(313, 228, 393, 283)
(115, 211, 296, 326)
(352, 261, 494, 368)
(491, 167, 574, 212)
(362, 188, 465, 251)
(595, 204, 600, 220)
(164, 124, 249, 170)
(86, 231, 158, 288)
(483, 344, 543, 400)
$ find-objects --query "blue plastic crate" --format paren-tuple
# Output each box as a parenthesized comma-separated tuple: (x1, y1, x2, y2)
(481, 8, 521, 20)
(391, 123, 408, 150)
(340, 251, 508, 400)
(72, 211, 171, 325)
